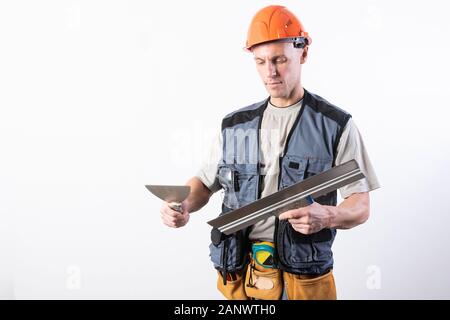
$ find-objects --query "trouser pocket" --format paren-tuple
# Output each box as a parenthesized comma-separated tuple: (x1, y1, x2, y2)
(283, 270, 337, 300)
(217, 270, 249, 300)
(244, 263, 283, 300)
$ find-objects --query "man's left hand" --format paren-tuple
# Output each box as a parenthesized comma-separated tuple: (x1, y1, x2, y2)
(278, 202, 336, 234)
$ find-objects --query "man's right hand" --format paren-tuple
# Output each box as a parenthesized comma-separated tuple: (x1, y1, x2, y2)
(160, 202, 190, 228)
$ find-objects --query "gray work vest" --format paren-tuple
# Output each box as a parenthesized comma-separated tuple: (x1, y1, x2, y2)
(209, 89, 351, 276)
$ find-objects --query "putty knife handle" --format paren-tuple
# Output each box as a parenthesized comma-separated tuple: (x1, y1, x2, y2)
(169, 202, 183, 213)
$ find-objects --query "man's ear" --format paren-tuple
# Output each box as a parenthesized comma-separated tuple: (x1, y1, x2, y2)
(300, 46, 309, 64)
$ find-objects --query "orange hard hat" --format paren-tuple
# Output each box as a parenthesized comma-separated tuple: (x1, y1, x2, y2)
(245, 5, 312, 51)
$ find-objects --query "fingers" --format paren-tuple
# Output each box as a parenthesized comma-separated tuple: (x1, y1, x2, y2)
(161, 214, 177, 228)
(162, 215, 187, 228)
(162, 205, 183, 217)
(161, 211, 189, 228)
(279, 203, 327, 235)
(278, 210, 292, 220)
(160, 203, 189, 228)
(288, 215, 310, 225)
(279, 207, 308, 220)
(290, 224, 313, 234)
(280, 208, 314, 234)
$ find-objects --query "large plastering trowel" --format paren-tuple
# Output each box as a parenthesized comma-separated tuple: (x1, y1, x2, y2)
(145, 185, 190, 212)
(208, 159, 365, 235)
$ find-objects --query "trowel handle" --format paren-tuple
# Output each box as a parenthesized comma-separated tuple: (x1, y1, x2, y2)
(306, 195, 314, 205)
(168, 202, 183, 213)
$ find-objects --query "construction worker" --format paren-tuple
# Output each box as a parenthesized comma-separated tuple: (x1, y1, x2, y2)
(160, 5, 380, 300)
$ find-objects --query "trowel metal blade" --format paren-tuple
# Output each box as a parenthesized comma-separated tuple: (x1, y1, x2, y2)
(145, 185, 191, 203)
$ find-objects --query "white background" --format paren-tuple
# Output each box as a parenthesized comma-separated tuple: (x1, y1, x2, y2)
(1, 0, 450, 299)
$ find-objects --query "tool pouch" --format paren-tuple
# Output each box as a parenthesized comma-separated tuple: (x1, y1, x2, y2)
(283, 269, 336, 300)
(217, 269, 249, 300)
(244, 260, 283, 300)
(209, 227, 249, 276)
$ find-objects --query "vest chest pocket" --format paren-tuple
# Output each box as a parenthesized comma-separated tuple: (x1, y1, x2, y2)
(304, 158, 332, 179)
(281, 156, 332, 187)
(280, 156, 307, 189)
(217, 165, 258, 209)
(236, 171, 259, 206)
(303, 158, 334, 204)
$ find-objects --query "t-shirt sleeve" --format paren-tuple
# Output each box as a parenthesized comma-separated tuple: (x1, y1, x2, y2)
(195, 130, 223, 193)
(335, 118, 381, 199)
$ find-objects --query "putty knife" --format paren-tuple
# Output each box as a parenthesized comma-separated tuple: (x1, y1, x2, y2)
(145, 185, 191, 212)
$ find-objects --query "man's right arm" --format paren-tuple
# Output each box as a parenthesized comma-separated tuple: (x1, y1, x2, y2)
(160, 177, 213, 228)
(183, 176, 213, 213)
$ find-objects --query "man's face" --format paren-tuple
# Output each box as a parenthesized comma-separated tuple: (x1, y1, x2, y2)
(252, 42, 308, 100)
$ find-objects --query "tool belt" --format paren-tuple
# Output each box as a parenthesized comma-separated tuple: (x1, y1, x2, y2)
(217, 241, 283, 300)
(216, 240, 337, 300)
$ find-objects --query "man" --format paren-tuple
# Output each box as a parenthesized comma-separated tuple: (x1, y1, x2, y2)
(160, 5, 379, 300)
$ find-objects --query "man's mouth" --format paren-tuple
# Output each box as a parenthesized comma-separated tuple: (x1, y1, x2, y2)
(266, 81, 282, 86)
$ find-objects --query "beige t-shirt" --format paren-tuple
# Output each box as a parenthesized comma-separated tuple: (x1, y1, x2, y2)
(196, 99, 380, 241)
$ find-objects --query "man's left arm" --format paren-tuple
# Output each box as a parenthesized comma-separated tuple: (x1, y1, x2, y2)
(329, 191, 370, 229)
(279, 118, 379, 234)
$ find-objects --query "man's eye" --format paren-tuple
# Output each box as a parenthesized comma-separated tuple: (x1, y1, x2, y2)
(275, 58, 287, 63)
(256, 60, 264, 65)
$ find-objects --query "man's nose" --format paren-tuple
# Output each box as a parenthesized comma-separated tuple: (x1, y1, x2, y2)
(266, 62, 277, 78)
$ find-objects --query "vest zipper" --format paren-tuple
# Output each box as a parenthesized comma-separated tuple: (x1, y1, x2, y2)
(273, 156, 283, 268)
(273, 92, 308, 269)
(255, 100, 267, 200)
(222, 239, 228, 285)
